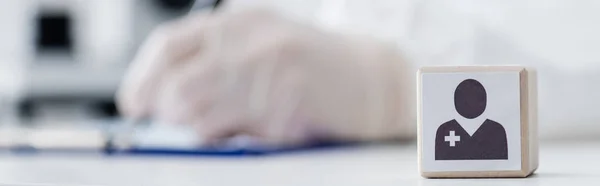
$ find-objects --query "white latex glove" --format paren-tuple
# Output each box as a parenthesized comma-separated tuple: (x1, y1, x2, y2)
(117, 8, 414, 147)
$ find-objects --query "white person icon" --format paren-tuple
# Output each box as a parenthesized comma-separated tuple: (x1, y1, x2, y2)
(435, 79, 508, 160)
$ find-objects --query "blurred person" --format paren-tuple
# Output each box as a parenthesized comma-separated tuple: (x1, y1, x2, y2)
(117, 6, 414, 147)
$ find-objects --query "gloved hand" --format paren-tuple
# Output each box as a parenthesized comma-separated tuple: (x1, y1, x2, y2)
(117, 8, 414, 147)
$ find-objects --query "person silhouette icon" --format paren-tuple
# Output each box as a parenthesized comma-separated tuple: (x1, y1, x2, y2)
(435, 79, 508, 160)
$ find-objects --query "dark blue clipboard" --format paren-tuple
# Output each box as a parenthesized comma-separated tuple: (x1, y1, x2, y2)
(103, 141, 362, 157)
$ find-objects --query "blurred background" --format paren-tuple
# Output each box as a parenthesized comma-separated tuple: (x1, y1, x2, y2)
(0, 0, 216, 150)
(0, 0, 597, 151)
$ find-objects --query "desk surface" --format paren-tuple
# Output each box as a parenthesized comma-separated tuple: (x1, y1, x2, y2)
(0, 142, 595, 186)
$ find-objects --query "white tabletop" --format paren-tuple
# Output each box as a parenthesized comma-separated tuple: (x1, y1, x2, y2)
(0, 141, 594, 186)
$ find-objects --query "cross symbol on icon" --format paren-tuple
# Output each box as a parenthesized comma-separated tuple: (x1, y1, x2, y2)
(444, 130, 460, 147)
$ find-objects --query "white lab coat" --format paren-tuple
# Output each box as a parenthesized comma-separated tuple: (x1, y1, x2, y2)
(226, 0, 600, 140)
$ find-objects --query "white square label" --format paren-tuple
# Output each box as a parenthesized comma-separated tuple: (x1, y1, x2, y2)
(420, 71, 522, 172)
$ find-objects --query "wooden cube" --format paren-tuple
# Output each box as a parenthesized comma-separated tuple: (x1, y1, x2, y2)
(417, 66, 538, 178)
